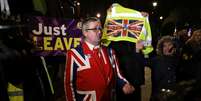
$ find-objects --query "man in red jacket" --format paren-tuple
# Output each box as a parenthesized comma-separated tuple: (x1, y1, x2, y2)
(64, 17, 134, 101)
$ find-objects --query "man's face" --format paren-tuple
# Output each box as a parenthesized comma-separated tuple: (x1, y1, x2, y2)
(83, 21, 102, 46)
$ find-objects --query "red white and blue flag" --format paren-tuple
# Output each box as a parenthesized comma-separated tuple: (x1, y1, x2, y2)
(106, 19, 144, 39)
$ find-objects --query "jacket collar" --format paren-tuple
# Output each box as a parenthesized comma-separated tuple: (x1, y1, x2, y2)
(82, 41, 100, 54)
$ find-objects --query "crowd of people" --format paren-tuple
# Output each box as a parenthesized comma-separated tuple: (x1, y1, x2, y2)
(63, 3, 201, 101)
(1, 1, 201, 101)
(64, 15, 201, 101)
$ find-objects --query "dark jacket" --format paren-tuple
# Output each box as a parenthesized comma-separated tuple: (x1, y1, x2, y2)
(0, 40, 18, 101)
(150, 55, 178, 95)
(179, 43, 201, 81)
(109, 41, 146, 86)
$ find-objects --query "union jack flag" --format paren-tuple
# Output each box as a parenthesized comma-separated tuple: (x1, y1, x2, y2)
(106, 19, 144, 39)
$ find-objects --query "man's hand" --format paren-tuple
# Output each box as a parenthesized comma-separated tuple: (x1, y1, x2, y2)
(140, 11, 149, 17)
(122, 83, 135, 94)
(136, 40, 144, 53)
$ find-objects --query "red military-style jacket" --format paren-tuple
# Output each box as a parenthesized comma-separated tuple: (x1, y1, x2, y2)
(64, 41, 128, 101)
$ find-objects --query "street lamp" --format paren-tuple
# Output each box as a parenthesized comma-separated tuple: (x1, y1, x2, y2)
(159, 16, 163, 20)
(152, 1, 157, 7)
(96, 13, 101, 18)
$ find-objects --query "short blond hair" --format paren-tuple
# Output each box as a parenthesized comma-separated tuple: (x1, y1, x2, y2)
(186, 29, 201, 47)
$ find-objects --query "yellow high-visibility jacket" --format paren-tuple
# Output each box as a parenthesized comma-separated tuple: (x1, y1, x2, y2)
(7, 83, 24, 101)
(102, 3, 153, 55)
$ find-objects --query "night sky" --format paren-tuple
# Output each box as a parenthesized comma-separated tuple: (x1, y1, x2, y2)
(79, 0, 200, 18)
(78, 0, 200, 36)
(3, 0, 201, 35)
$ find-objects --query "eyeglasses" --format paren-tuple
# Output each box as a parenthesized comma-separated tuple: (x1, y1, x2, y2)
(86, 26, 102, 31)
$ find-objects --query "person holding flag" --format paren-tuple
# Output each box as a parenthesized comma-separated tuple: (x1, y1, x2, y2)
(102, 3, 153, 101)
